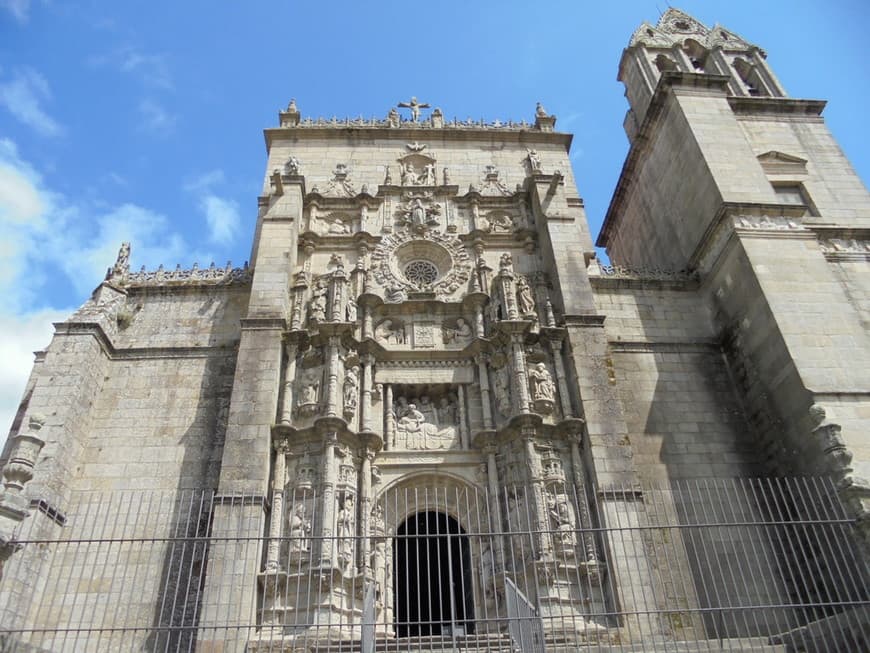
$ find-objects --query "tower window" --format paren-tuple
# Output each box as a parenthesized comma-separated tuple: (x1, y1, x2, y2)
(772, 183, 818, 216)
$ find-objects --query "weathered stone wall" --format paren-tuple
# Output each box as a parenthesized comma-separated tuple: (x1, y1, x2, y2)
(592, 279, 763, 482)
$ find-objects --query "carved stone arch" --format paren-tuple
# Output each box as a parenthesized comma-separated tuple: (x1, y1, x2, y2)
(373, 471, 486, 537)
(683, 38, 709, 70)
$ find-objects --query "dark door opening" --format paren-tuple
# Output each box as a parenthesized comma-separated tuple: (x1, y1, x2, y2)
(394, 511, 474, 637)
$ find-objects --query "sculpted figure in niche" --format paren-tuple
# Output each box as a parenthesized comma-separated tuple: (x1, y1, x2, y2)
(516, 276, 536, 315)
(309, 284, 328, 322)
(375, 319, 404, 345)
(284, 156, 301, 175)
(409, 198, 426, 226)
(548, 493, 576, 554)
(336, 496, 356, 570)
(529, 362, 556, 402)
(343, 366, 359, 417)
(492, 368, 511, 417)
(526, 148, 542, 173)
(287, 503, 311, 554)
(346, 297, 358, 322)
(420, 163, 436, 185)
(442, 317, 473, 344)
(395, 394, 459, 449)
(401, 162, 419, 185)
(328, 217, 350, 234)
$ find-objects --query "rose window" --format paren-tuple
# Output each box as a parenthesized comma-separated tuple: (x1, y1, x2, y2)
(404, 260, 438, 286)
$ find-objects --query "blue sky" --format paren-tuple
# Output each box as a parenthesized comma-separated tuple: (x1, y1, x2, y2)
(1, 0, 867, 435)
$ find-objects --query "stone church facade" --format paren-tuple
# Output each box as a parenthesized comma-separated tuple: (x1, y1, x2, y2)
(1, 8, 868, 652)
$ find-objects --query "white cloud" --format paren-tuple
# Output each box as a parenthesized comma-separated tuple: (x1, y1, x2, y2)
(138, 98, 176, 134)
(88, 46, 173, 89)
(0, 308, 71, 442)
(0, 140, 202, 439)
(185, 169, 241, 244)
(200, 195, 240, 245)
(0, 67, 62, 136)
(0, 0, 33, 23)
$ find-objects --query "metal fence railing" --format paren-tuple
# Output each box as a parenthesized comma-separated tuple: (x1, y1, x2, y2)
(0, 477, 867, 652)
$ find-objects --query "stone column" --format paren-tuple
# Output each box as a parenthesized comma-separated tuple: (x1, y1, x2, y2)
(279, 342, 298, 425)
(522, 427, 550, 557)
(476, 356, 494, 430)
(568, 434, 599, 563)
(384, 384, 395, 450)
(358, 446, 375, 572)
(499, 268, 519, 320)
(329, 268, 346, 322)
(362, 305, 373, 340)
(484, 442, 506, 576)
(319, 434, 337, 568)
(548, 336, 572, 418)
(325, 336, 341, 418)
(360, 355, 374, 432)
(510, 336, 531, 413)
(457, 385, 469, 449)
(264, 445, 288, 571)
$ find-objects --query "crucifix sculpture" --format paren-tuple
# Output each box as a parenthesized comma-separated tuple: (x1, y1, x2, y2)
(397, 96, 430, 122)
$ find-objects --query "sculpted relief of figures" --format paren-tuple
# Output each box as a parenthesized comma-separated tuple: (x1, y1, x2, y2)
(547, 491, 577, 557)
(297, 368, 322, 418)
(393, 391, 460, 450)
(287, 503, 311, 557)
(343, 365, 359, 420)
(516, 275, 536, 316)
(375, 319, 405, 345)
(529, 362, 556, 415)
(336, 495, 356, 573)
(442, 317, 472, 345)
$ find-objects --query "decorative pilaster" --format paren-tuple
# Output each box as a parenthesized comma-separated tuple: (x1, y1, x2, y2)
(360, 355, 374, 432)
(329, 265, 346, 323)
(319, 434, 338, 568)
(457, 385, 469, 449)
(325, 336, 341, 418)
(484, 441, 506, 578)
(264, 444, 288, 571)
(476, 356, 494, 430)
(290, 273, 308, 331)
(498, 254, 519, 320)
(548, 336, 572, 418)
(510, 336, 531, 413)
(567, 431, 599, 564)
(358, 446, 376, 572)
(279, 342, 298, 425)
(384, 384, 395, 450)
(523, 426, 551, 558)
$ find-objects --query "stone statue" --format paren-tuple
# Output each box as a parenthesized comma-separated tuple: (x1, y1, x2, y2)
(112, 242, 131, 278)
(284, 156, 300, 175)
(287, 503, 311, 553)
(443, 167, 450, 185)
(343, 366, 359, 416)
(549, 494, 576, 554)
(384, 165, 393, 185)
(398, 96, 430, 122)
(527, 148, 542, 173)
(401, 162, 419, 186)
(346, 297, 358, 322)
(421, 163, 436, 185)
(375, 319, 404, 345)
(336, 496, 356, 569)
(300, 377, 318, 404)
(535, 101, 548, 118)
(287, 98, 298, 112)
(529, 362, 555, 402)
(443, 317, 472, 344)
(385, 286, 406, 303)
(499, 252, 514, 272)
(516, 276, 536, 315)
(387, 107, 400, 128)
(371, 503, 385, 536)
(328, 217, 349, 234)
(492, 368, 511, 417)
(309, 284, 328, 321)
(410, 198, 426, 226)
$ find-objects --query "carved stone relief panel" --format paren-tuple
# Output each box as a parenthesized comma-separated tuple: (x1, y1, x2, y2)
(391, 384, 463, 450)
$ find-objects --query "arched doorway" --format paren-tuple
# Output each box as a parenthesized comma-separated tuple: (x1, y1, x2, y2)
(394, 511, 475, 637)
